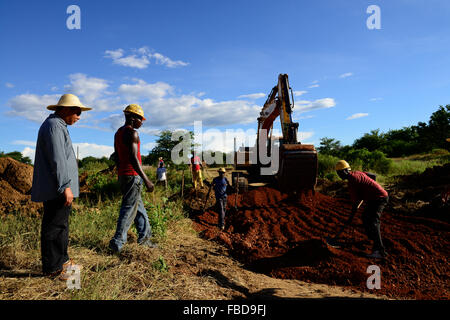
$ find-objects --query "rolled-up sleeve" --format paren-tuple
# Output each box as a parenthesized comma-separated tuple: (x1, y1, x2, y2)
(44, 126, 71, 194)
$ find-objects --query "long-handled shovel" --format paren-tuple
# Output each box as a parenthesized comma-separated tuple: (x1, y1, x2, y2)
(325, 200, 363, 248)
(201, 184, 213, 213)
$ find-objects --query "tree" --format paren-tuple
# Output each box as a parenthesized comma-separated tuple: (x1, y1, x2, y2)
(318, 137, 342, 155)
(0, 151, 32, 165)
(415, 105, 450, 151)
(353, 129, 386, 152)
(144, 130, 195, 168)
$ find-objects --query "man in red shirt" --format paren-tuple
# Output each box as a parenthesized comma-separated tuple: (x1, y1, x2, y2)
(190, 151, 204, 189)
(109, 104, 156, 253)
(335, 160, 389, 259)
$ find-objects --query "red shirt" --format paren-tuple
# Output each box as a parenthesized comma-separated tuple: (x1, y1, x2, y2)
(191, 156, 201, 171)
(115, 126, 141, 176)
(347, 171, 388, 202)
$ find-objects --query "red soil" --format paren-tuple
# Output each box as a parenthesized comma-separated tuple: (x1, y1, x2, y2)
(192, 187, 450, 300)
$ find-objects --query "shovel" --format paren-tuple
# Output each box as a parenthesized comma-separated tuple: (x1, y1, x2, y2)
(325, 200, 363, 248)
(201, 184, 213, 213)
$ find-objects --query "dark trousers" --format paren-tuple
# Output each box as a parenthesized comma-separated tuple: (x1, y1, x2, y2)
(216, 196, 227, 228)
(41, 194, 71, 274)
(362, 196, 388, 252)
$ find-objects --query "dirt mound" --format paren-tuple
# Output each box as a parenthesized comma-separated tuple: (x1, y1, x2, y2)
(191, 187, 450, 299)
(0, 157, 42, 215)
(387, 164, 450, 221)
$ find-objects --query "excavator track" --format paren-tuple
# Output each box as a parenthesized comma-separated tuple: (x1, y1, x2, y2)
(277, 144, 318, 193)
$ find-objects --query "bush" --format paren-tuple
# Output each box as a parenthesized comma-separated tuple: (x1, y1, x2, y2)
(317, 154, 340, 178)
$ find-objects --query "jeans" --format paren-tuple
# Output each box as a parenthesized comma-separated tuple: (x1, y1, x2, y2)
(109, 175, 152, 252)
(41, 193, 70, 274)
(216, 196, 227, 228)
(362, 196, 389, 253)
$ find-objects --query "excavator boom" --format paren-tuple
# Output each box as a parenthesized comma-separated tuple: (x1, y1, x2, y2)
(235, 74, 318, 193)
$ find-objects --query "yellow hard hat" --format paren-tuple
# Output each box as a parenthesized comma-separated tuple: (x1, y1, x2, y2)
(218, 168, 226, 173)
(335, 160, 351, 171)
(123, 104, 146, 120)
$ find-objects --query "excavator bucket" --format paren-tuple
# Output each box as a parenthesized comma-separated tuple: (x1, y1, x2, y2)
(277, 144, 318, 193)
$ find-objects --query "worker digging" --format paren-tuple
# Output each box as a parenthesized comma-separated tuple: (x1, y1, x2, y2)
(329, 160, 389, 259)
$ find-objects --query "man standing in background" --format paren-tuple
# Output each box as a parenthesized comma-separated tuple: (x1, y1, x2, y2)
(156, 161, 168, 189)
(190, 151, 204, 189)
(32, 94, 91, 280)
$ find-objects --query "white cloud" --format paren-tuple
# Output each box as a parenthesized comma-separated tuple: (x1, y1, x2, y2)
(339, 72, 353, 78)
(105, 47, 188, 69)
(293, 90, 307, 96)
(72, 143, 114, 159)
(308, 84, 320, 88)
(142, 142, 157, 151)
(64, 73, 109, 106)
(118, 79, 173, 100)
(296, 98, 336, 113)
(297, 131, 314, 142)
(6, 93, 60, 122)
(13, 140, 36, 147)
(105, 48, 150, 69)
(21, 147, 35, 163)
(19, 141, 114, 162)
(370, 97, 383, 101)
(5, 82, 14, 88)
(150, 52, 189, 68)
(51, 86, 58, 91)
(346, 113, 369, 120)
(237, 93, 266, 99)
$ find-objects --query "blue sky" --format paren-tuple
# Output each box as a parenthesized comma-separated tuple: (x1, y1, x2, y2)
(1, 0, 449, 161)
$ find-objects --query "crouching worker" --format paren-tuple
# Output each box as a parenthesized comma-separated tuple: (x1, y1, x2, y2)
(335, 160, 389, 259)
(212, 168, 231, 230)
(109, 104, 157, 253)
(32, 94, 91, 280)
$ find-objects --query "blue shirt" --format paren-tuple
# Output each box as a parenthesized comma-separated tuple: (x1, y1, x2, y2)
(156, 167, 167, 181)
(31, 114, 79, 202)
(213, 176, 229, 199)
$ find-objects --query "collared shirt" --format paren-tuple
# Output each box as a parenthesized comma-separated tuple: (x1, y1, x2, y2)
(213, 176, 229, 199)
(156, 167, 167, 181)
(347, 171, 388, 202)
(31, 114, 79, 202)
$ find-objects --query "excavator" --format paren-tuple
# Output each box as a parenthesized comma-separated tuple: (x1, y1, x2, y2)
(233, 74, 318, 193)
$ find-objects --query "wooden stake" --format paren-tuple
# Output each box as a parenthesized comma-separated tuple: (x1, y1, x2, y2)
(181, 169, 185, 198)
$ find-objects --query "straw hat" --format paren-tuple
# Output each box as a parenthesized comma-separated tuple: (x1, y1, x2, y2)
(218, 168, 226, 173)
(47, 94, 92, 111)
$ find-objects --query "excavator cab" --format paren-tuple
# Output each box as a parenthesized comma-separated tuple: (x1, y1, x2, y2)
(235, 74, 318, 193)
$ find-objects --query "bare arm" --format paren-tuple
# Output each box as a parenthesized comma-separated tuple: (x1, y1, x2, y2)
(124, 128, 154, 192)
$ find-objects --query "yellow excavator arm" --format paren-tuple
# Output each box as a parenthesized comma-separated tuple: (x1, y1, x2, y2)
(235, 74, 318, 193)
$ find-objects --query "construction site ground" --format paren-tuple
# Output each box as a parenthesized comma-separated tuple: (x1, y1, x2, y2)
(190, 166, 449, 300)
(0, 159, 448, 299)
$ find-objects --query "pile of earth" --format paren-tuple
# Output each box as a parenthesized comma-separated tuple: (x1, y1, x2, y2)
(191, 186, 449, 300)
(0, 157, 42, 215)
(386, 163, 450, 222)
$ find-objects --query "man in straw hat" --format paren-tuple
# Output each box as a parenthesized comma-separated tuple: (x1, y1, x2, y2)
(109, 104, 157, 253)
(211, 168, 231, 230)
(31, 93, 91, 280)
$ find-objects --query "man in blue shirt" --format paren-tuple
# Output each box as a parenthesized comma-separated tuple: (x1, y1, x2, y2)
(212, 168, 230, 230)
(156, 162, 167, 189)
(31, 94, 91, 280)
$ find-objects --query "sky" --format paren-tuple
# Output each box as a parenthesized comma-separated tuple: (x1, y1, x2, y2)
(1, 0, 449, 162)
